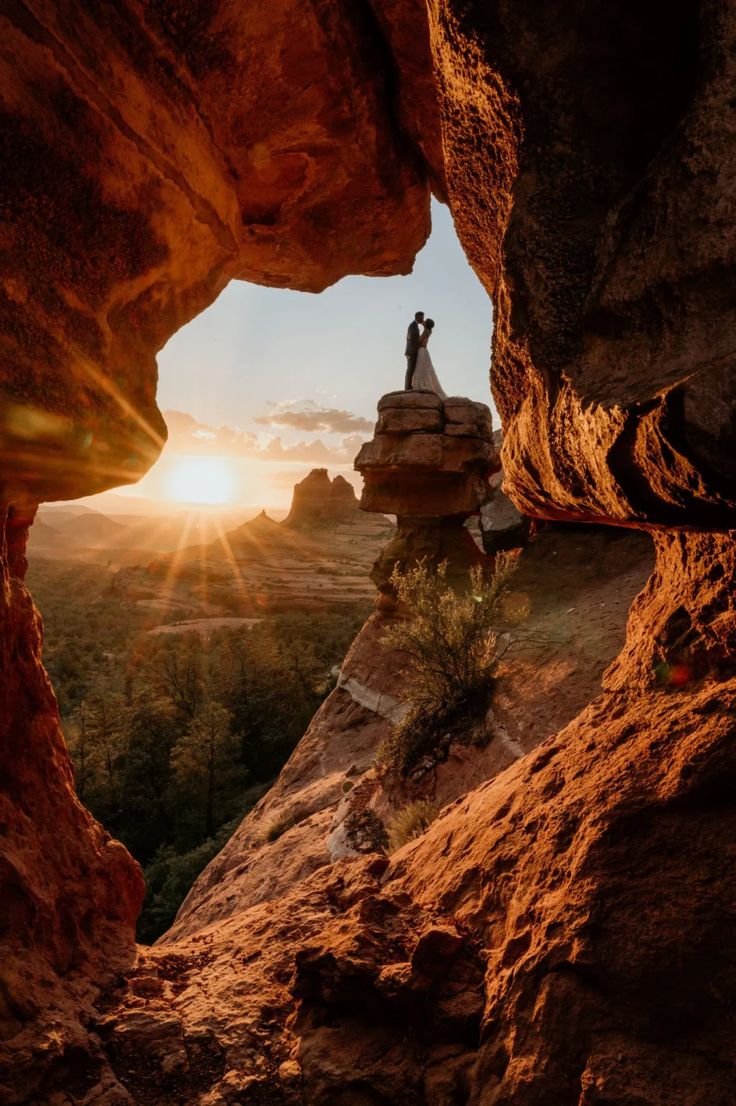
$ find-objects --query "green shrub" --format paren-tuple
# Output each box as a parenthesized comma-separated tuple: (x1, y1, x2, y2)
(386, 800, 440, 853)
(377, 555, 518, 778)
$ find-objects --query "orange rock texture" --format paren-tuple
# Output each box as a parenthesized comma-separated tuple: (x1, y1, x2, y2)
(2, 0, 736, 1103)
(0, 507, 144, 1101)
(0, 0, 431, 503)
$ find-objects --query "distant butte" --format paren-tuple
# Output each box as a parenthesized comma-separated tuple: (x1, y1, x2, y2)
(284, 468, 361, 528)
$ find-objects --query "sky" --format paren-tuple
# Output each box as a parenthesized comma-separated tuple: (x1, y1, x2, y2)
(89, 200, 495, 512)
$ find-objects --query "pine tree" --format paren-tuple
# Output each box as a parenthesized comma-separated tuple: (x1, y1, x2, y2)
(170, 701, 245, 838)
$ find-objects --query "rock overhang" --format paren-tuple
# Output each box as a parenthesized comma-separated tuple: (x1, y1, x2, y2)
(0, 0, 434, 505)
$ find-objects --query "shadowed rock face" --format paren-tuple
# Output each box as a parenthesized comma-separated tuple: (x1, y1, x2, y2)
(432, 0, 736, 529)
(2, 1, 736, 1104)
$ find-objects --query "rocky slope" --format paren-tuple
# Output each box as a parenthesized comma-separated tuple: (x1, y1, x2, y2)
(2, 2, 736, 1103)
(74, 488, 654, 1106)
(166, 519, 653, 943)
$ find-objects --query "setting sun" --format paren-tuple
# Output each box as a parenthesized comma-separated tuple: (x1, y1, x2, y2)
(166, 456, 236, 505)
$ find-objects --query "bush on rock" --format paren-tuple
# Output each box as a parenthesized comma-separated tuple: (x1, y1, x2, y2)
(377, 554, 518, 779)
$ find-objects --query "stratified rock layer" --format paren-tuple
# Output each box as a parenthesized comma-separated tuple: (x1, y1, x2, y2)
(356, 390, 498, 595)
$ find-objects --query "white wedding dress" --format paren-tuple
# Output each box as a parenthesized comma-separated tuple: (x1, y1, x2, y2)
(412, 340, 447, 398)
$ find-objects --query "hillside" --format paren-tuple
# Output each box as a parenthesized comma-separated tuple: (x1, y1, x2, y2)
(119, 504, 393, 622)
(28, 504, 259, 566)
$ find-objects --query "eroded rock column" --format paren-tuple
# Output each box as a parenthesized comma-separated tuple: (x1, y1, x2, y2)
(355, 390, 498, 604)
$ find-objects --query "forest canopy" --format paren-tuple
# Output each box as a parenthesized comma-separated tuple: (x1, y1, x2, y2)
(29, 558, 369, 940)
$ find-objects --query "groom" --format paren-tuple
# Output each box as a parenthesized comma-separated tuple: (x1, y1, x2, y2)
(404, 310, 424, 389)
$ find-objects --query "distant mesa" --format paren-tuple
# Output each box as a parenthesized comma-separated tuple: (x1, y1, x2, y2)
(284, 468, 359, 528)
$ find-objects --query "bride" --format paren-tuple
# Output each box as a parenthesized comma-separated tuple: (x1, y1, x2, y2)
(412, 318, 447, 398)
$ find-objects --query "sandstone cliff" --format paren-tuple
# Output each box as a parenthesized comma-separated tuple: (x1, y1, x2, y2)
(0, 506, 144, 1102)
(2, 2, 736, 1103)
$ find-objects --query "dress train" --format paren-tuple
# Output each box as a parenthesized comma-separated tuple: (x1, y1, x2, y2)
(412, 346, 446, 399)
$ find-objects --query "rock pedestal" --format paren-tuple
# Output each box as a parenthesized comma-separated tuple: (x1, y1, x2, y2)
(355, 391, 499, 600)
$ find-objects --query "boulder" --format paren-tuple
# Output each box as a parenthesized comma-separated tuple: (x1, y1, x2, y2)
(445, 422, 484, 437)
(377, 391, 442, 411)
(355, 433, 444, 471)
(377, 407, 443, 433)
(479, 473, 531, 554)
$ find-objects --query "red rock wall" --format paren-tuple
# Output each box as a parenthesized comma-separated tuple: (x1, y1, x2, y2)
(431, 0, 736, 529)
(0, 0, 431, 504)
(0, 5, 432, 1095)
(0, 504, 144, 1102)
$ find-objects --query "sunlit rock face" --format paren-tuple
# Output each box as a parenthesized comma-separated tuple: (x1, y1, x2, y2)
(0, 5, 431, 1097)
(0, 508, 144, 1102)
(356, 390, 498, 597)
(0, 0, 432, 504)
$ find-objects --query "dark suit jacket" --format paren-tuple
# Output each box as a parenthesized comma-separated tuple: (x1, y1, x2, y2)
(405, 320, 420, 358)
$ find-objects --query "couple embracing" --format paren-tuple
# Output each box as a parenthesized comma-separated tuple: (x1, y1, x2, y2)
(404, 310, 446, 398)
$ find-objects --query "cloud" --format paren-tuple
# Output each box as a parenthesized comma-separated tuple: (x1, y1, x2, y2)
(254, 400, 374, 435)
(259, 433, 368, 464)
(164, 410, 259, 455)
(163, 411, 368, 466)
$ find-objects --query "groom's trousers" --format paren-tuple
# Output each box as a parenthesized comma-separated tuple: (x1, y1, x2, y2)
(405, 352, 417, 390)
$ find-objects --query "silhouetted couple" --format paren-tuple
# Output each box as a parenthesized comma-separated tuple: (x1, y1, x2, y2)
(404, 310, 446, 398)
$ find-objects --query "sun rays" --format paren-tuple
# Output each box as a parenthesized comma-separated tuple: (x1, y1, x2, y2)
(150, 504, 271, 619)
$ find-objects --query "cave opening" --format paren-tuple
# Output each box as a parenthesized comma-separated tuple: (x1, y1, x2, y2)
(27, 198, 495, 942)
